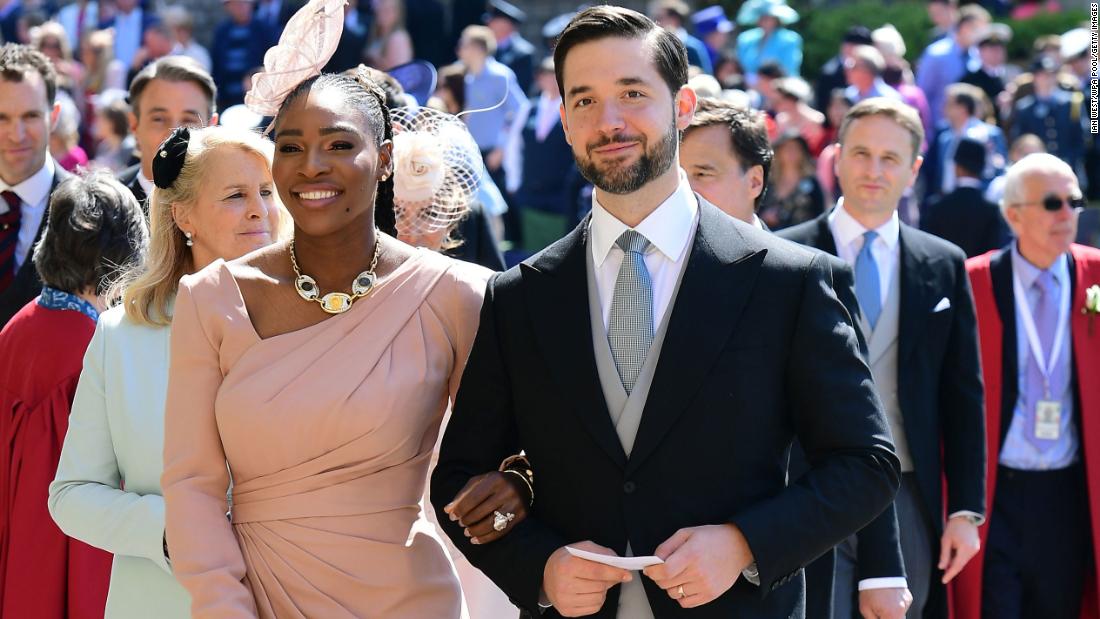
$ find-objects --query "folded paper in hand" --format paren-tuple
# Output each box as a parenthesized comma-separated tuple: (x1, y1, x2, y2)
(565, 546, 664, 570)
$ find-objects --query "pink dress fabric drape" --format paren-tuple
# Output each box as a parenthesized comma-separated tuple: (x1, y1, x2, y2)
(161, 250, 489, 618)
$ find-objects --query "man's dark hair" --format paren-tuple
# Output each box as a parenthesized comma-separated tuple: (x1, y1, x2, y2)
(946, 82, 981, 117)
(0, 43, 58, 106)
(33, 170, 147, 295)
(128, 56, 217, 119)
(275, 69, 397, 236)
(685, 97, 773, 208)
(553, 5, 688, 98)
(757, 60, 786, 80)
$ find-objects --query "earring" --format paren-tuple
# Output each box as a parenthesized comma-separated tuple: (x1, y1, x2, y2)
(184, 231, 194, 247)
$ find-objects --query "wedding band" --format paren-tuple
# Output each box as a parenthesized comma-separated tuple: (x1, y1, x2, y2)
(492, 510, 515, 532)
(677, 585, 685, 599)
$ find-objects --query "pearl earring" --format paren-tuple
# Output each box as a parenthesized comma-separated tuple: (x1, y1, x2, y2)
(184, 231, 194, 247)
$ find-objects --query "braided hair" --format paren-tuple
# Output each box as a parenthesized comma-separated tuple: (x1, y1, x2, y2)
(274, 70, 397, 236)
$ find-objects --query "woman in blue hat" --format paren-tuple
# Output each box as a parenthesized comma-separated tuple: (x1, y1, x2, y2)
(735, 0, 802, 84)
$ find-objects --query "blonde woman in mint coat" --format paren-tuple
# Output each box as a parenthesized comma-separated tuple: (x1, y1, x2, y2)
(47, 126, 287, 618)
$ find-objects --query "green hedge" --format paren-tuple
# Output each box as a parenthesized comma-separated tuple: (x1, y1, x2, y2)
(713, 0, 1087, 82)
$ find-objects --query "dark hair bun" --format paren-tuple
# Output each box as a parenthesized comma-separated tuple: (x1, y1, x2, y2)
(152, 127, 191, 190)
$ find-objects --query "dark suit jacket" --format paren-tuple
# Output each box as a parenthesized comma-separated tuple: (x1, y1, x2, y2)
(0, 165, 72, 327)
(779, 212, 987, 618)
(117, 164, 147, 214)
(922, 186, 1011, 258)
(447, 200, 505, 272)
(432, 201, 901, 618)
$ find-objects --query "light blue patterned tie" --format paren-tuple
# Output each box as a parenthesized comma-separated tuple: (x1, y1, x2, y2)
(855, 230, 882, 330)
(608, 230, 654, 394)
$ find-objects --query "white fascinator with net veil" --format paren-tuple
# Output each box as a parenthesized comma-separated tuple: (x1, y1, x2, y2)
(389, 106, 483, 238)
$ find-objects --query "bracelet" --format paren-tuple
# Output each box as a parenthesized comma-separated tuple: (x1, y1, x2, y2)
(502, 469, 534, 506)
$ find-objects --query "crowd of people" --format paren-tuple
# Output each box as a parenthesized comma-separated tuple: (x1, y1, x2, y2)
(0, 0, 1097, 619)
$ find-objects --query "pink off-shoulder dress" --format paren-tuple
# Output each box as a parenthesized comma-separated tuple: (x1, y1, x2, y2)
(161, 249, 490, 619)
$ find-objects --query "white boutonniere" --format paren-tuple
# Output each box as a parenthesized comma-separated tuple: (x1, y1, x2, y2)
(1085, 284, 1100, 335)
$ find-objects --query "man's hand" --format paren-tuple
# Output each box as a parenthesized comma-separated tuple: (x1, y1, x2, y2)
(543, 542, 631, 617)
(859, 587, 913, 619)
(442, 472, 529, 544)
(486, 147, 504, 171)
(939, 515, 980, 583)
(643, 524, 753, 608)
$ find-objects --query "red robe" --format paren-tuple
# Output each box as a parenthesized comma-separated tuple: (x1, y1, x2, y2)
(952, 243, 1100, 619)
(0, 299, 112, 619)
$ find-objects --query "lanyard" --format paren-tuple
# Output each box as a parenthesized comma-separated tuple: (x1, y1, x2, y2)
(1012, 267, 1070, 398)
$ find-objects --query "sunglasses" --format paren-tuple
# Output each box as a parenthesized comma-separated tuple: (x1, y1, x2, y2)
(1014, 194, 1087, 211)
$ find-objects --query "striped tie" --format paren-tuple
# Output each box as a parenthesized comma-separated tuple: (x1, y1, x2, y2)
(608, 230, 654, 394)
(0, 191, 22, 293)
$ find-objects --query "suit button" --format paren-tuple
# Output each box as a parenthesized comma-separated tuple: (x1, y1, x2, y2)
(623, 481, 636, 494)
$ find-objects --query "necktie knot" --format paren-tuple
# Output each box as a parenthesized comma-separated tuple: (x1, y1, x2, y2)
(1, 191, 20, 214)
(616, 230, 650, 256)
(861, 230, 879, 252)
(1035, 270, 1058, 296)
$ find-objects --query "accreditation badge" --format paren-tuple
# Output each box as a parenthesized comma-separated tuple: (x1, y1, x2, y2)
(1035, 400, 1062, 440)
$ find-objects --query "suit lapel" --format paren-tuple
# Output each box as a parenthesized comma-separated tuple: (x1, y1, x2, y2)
(813, 214, 839, 256)
(626, 202, 765, 476)
(897, 225, 936, 365)
(521, 220, 628, 468)
(989, 247, 1017, 442)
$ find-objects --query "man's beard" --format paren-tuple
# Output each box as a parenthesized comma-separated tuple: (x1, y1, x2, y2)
(575, 123, 679, 195)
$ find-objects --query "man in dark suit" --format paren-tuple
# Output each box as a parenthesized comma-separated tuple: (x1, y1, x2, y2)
(681, 95, 907, 619)
(485, 0, 535, 95)
(814, 26, 873, 127)
(779, 98, 987, 619)
(922, 137, 1011, 258)
(0, 44, 73, 327)
(432, 8, 901, 618)
(117, 56, 218, 211)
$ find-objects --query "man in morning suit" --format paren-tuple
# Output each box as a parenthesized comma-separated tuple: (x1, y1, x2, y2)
(921, 137, 1011, 258)
(778, 97, 986, 619)
(432, 7, 901, 618)
(0, 44, 72, 328)
(952, 154, 1100, 619)
(117, 56, 218, 211)
(682, 97, 895, 619)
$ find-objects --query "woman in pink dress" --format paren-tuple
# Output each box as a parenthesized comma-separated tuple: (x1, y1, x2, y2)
(160, 62, 530, 616)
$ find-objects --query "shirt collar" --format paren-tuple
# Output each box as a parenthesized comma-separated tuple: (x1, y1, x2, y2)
(590, 170, 698, 267)
(829, 197, 900, 252)
(0, 157, 54, 206)
(137, 169, 155, 197)
(1011, 241, 1069, 291)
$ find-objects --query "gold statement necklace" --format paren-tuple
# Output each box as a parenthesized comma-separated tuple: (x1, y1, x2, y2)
(290, 237, 380, 314)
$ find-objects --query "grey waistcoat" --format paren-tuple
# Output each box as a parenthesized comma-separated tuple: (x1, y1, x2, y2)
(585, 235, 691, 618)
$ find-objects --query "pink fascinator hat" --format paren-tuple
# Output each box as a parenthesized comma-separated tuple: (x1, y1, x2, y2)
(245, 0, 345, 116)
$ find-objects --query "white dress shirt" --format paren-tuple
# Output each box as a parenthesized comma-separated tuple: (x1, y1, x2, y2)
(589, 172, 699, 332)
(828, 198, 900, 309)
(0, 158, 54, 272)
(137, 169, 154, 200)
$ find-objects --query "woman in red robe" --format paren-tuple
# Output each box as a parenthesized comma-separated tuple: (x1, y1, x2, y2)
(0, 171, 146, 618)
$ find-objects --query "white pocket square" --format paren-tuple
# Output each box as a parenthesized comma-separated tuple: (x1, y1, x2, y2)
(933, 297, 951, 312)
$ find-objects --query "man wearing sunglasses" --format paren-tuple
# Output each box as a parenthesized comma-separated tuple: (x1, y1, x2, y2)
(954, 153, 1100, 619)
